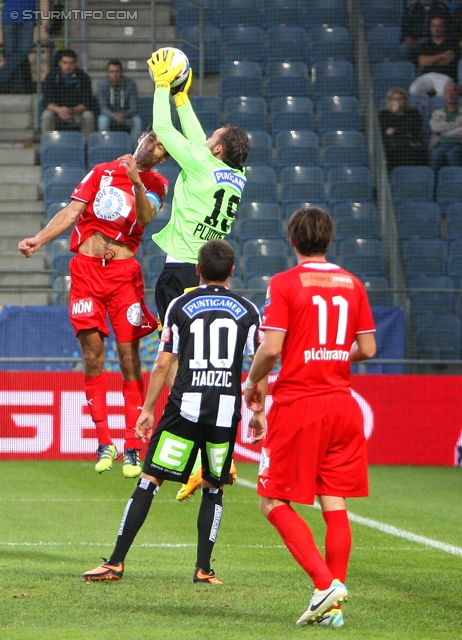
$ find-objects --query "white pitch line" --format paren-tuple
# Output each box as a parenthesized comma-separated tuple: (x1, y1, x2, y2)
(236, 478, 462, 558)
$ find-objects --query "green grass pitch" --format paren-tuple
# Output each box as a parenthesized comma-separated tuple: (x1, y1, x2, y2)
(1, 462, 461, 639)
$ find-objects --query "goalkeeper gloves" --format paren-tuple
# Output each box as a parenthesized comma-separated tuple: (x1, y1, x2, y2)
(147, 48, 184, 90)
(172, 69, 193, 108)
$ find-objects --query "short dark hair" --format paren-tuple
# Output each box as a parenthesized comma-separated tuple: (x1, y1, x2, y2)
(198, 240, 235, 282)
(56, 49, 77, 62)
(288, 206, 334, 257)
(218, 125, 250, 170)
(107, 59, 123, 70)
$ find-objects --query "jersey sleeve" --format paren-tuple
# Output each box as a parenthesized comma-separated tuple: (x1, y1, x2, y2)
(158, 297, 179, 354)
(152, 88, 209, 171)
(260, 273, 290, 332)
(245, 307, 262, 357)
(356, 283, 376, 334)
(176, 101, 207, 146)
(70, 165, 101, 203)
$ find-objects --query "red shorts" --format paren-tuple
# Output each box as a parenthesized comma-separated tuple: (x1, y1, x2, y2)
(257, 392, 368, 505)
(69, 253, 156, 342)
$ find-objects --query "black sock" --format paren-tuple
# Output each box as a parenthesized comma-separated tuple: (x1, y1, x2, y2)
(196, 487, 223, 573)
(109, 478, 159, 564)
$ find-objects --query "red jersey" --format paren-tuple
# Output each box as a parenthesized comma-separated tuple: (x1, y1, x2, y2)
(261, 261, 375, 402)
(70, 160, 168, 254)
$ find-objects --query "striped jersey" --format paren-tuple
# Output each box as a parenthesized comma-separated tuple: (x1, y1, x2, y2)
(159, 284, 261, 426)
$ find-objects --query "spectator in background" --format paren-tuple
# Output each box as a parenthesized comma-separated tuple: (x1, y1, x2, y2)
(428, 81, 462, 172)
(41, 49, 95, 139)
(379, 87, 426, 170)
(409, 16, 459, 107)
(0, 0, 37, 94)
(401, 0, 452, 60)
(97, 59, 142, 138)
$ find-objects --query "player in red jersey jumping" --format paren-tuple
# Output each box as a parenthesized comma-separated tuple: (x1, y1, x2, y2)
(18, 127, 169, 478)
(244, 205, 377, 628)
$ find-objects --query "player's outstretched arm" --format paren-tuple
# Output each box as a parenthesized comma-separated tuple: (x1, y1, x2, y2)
(18, 200, 85, 257)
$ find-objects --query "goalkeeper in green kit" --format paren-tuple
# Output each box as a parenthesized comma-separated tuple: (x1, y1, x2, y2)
(147, 49, 250, 500)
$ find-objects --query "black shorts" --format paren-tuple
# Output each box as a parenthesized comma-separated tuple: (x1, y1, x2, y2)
(154, 263, 199, 332)
(142, 400, 237, 486)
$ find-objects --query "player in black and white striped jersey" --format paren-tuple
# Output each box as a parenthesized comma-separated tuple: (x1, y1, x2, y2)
(82, 239, 267, 584)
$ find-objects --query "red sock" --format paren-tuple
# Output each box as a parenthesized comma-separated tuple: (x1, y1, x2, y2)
(267, 504, 334, 590)
(123, 379, 144, 450)
(323, 510, 352, 584)
(84, 373, 112, 446)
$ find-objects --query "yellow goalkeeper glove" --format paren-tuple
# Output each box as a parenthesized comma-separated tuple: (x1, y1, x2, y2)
(147, 48, 184, 91)
(172, 69, 193, 108)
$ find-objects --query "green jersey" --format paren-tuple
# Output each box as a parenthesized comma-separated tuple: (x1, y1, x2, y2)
(151, 88, 247, 263)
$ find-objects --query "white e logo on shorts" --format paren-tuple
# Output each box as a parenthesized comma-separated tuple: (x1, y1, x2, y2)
(152, 432, 194, 472)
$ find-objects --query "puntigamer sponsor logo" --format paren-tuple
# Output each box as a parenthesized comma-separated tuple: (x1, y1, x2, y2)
(304, 348, 350, 363)
(183, 296, 247, 320)
(213, 170, 246, 194)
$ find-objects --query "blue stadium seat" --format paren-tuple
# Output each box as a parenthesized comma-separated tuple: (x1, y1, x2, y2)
(362, 275, 392, 306)
(244, 255, 289, 281)
(415, 327, 460, 359)
(222, 26, 265, 63)
(327, 166, 372, 203)
(46, 200, 70, 221)
(446, 215, 462, 241)
(394, 201, 441, 220)
(44, 182, 77, 209)
(224, 97, 268, 131)
(262, 0, 300, 28)
(42, 166, 86, 185)
(302, 0, 345, 28)
(335, 219, 380, 241)
(408, 275, 455, 313)
(190, 96, 221, 131)
(337, 238, 385, 258)
(391, 166, 435, 203)
(275, 129, 319, 169)
(220, 61, 263, 100)
(270, 96, 314, 134)
(280, 165, 323, 184)
(397, 214, 440, 239)
(239, 217, 283, 243)
(316, 95, 361, 133)
(311, 61, 355, 98)
(217, 0, 262, 27)
(264, 26, 309, 64)
(51, 253, 72, 281)
(282, 182, 326, 204)
(87, 131, 131, 167)
(241, 182, 278, 203)
(372, 61, 416, 100)
(322, 131, 367, 170)
(238, 202, 282, 221)
(404, 255, 447, 277)
(448, 255, 462, 287)
(244, 164, 277, 184)
(368, 26, 404, 62)
(331, 201, 378, 220)
(340, 254, 386, 276)
(363, 3, 402, 28)
(245, 130, 273, 165)
(308, 25, 351, 63)
(266, 61, 310, 99)
(175, 0, 217, 29)
(179, 25, 222, 73)
(40, 131, 85, 169)
(241, 237, 288, 258)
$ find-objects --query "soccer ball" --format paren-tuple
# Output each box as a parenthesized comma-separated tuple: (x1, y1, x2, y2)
(150, 47, 190, 88)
